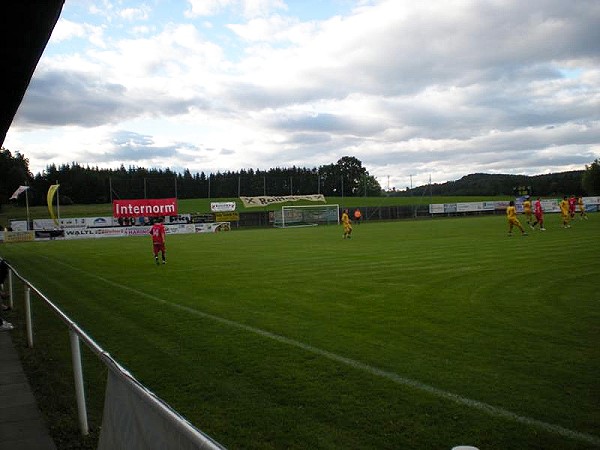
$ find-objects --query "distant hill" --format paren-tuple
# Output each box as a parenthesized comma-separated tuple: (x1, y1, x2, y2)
(398, 171, 585, 197)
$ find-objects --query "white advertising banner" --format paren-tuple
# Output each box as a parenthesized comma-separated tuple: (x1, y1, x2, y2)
(32, 217, 117, 230)
(427, 199, 577, 214)
(457, 202, 485, 212)
(210, 202, 236, 212)
(541, 199, 561, 213)
(429, 204, 445, 214)
(62, 223, 228, 240)
(33, 218, 60, 230)
(194, 222, 230, 233)
(9, 220, 28, 231)
(85, 216, 118, 227)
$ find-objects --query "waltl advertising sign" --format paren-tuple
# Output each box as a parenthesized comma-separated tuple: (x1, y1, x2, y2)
(113, 198, 178, 218)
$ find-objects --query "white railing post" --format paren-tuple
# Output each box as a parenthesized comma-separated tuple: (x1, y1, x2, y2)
(8, 269, 14, 309)
(69, 329, 89, 436)
(25, 286, 34, 348)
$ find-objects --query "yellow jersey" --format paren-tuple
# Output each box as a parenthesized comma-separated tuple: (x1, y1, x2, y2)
(506, 205, 518, 220)
(559, 200, 569, 215)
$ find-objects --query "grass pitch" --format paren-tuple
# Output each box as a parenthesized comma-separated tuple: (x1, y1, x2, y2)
(2, 214, 599, 450)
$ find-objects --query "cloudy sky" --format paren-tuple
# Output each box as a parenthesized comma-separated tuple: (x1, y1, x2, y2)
(5, 0, 600, 190)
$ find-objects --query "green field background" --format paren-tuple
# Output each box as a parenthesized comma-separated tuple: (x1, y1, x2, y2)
(1, 214, 598, 449)
(0, 195, 513, 227)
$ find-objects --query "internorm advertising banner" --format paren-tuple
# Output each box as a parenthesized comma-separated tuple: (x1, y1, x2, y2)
(113, 198, 177, 218)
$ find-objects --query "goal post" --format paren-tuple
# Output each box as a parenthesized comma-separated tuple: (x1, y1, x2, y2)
(274, 204, 340, 228)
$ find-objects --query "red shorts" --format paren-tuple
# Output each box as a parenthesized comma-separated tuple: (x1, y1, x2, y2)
(153, 242, 165, 253)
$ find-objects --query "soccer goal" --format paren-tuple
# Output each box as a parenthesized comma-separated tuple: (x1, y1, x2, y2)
(274, 204, 340, 228)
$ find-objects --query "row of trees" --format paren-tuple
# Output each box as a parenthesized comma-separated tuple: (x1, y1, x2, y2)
(2, 147, 599, 207)
(0, 149, 382, 206)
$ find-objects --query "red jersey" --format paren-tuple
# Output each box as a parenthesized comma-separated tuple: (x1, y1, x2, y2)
(150, 222, 166, 244)
(534, 199, 543, 216)
(568, 197, 576, 212)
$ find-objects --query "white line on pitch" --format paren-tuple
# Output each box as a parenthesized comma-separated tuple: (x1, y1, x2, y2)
(37, 257, 600, 447)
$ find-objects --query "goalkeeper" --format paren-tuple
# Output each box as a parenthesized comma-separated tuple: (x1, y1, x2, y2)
(341, 209, 353, 239)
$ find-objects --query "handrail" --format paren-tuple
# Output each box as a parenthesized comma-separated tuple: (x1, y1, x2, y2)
(5, 261, 225, 449)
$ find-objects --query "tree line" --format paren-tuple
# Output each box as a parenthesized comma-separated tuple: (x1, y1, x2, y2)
(0, 150, 381, 206)
(2, 147, 599, 207)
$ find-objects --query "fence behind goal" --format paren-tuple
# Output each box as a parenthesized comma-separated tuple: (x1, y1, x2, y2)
(3, 262, 225, 450)
(273, 204, 340, 228)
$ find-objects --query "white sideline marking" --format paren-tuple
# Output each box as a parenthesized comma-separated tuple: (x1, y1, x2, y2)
(39, 258, 600, 447)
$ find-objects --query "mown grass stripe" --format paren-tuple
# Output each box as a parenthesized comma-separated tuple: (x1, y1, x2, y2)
(43, 255, 600, 447)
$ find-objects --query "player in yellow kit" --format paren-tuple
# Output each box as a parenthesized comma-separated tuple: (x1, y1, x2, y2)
(522, 196, 533, 227)
(559, 196, 570, 228)
(506, 200, 527, 236)
(341, 209, 353, 239)
(578, 196, 588, 220)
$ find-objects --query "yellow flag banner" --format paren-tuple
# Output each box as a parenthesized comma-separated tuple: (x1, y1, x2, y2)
(47, 184, 60, 226)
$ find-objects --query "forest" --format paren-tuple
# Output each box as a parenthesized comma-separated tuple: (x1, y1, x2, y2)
(1, 147, 599, 208)
(0, 151, 380, 206)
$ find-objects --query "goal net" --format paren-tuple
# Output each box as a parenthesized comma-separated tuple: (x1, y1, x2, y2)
(274, 204, 340, 228)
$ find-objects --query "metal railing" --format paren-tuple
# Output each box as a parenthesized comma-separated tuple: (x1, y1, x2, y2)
(4, 263, 225, 449)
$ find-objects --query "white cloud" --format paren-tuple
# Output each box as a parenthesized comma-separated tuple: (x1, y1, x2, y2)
(119, 6, 149, 21)
(186, 0, 285, 18)
(5, 0, 600, 189)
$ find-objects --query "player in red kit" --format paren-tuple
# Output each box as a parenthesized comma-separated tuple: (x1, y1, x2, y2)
(531, 197, 545, 231)
(150, 217, 167, 265)
(568, 195, 577, 220)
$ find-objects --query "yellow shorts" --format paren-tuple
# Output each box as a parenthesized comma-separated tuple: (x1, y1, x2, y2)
(508, 217, 521, 226)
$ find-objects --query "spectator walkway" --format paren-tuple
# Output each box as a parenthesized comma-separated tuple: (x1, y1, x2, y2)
(0, 331, 56, 450)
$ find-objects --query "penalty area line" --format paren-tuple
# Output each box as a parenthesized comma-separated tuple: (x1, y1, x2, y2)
(41, 258, 600, 447)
